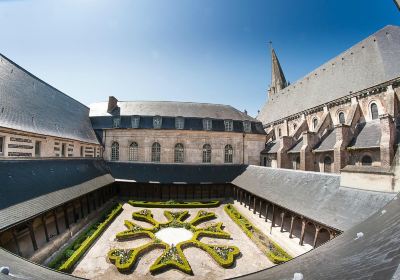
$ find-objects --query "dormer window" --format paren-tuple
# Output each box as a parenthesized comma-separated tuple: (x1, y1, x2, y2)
(203, 119, 212, 130)
(131, 116, 140, 128)
(153, 116, 162, 129)
(175, 117, 184, 130)
(224, 120, 233, 131)
(112, 117, 121, 128)
(243, 121, 251, 133)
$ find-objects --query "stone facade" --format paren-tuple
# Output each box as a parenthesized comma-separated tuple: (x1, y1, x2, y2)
(0, 127, 100, 158)
(102, 128, 266, 165)
(259, 26, 400, 182)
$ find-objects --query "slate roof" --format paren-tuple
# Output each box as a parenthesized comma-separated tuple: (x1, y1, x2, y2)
(287, 137, 303, 153)
(313, 129, 337, 152)
(0, 55, 98, 144)
(348, 120, 381, 149)
(231, 166, 395, 231)
(89, 100, 257, 121)
(107, 162, 246, 184)
(0, 159, 113, 230)
(258, 25, 400, 124)
(260, 140, 280, 154)
(90, 115, 266, 134)
(234, 193, 400, 280)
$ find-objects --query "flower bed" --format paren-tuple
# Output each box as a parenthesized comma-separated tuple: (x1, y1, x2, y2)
(128, 200, 221, 208)
(48, 203, 123, 272)
(224, 204, 292, 264)
(109, 208, 240, 275)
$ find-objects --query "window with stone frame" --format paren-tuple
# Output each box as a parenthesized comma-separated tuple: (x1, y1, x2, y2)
(370, 103, 379, 120)
(203, 119, 212, 130)
(0, 136, 4, 156)
(151, 142, 161, 162)
(175, 117, 185, 130)
(224, 120, 233, 131)
(174, 143, 184, 163)
(338, 112, 346, 124)
(313, 118, 318, 130)
(129, 142, 139, 161)
(224, 144, 233, 163)
(361, 155, 372, 166)
(202, 144, 212, 163)
(131, 116, 140, 128)
(113, 117, 121, 128)
(243, 121, 251, 133)
(111, 142, 119, 161)
(153, 116, 162, 129)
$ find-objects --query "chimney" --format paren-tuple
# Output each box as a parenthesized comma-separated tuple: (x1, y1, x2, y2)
(107, 96, 118, 114)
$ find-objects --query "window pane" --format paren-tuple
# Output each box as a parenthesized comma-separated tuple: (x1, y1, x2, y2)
(339, 112, 345, 124)
(152, 142, 161, 162)
(202, 144, 211, 163)
(174, 143, 184, 163)
(129, 142, 138, 161)
(35, 141, 41, 157)
(175, 117, 184, 130)
(371, 103, 379, 120)
(224, 120, 233, 131)
(131, 116, 140, 128)
(111, 142, 119, 161)
(243, 121, 251, 133)
(203, 119, 212, 130)
(113, 118, 121, 128)
(224, 144, 233, 163)
(153, 116, 162, 129)
(0, 137, 3, 154)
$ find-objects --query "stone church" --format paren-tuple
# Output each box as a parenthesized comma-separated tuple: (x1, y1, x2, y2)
(257, 25, 400, 191)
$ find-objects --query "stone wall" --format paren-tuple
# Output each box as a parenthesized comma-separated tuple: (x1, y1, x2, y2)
(103, 129, 266, 165)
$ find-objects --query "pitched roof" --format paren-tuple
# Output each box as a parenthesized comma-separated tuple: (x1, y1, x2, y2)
(89, 100, 257, 122)
(287, 137, 303, 153)
(313, 129, 337, 152)
(258, 25, 400, 124)
(261, 140, 280, 154)
(0, 159, 112, 230)
(348, 120, 381, 149)
(0, 54, 99, 144)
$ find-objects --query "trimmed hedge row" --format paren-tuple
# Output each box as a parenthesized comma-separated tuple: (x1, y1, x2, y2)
(224, 204, 292, 264)
(128, 200, 221, 208)
(108, 208, 240, 275)
(48, 203, 123, 272)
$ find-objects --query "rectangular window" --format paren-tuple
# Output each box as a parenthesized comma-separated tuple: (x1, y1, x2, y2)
(131, 116, 140, 128)
(203, 119, 212, 130)
(0, 136, 4, 156)
(113, 117, 121, 128)
(243, 121, 251, 133)
(224, 120, 233, 131)
(80, 146, 84, 157)
(153, 116, 162, 129)
(61, 143, 66, 157)
(175, 117, 184, 129)
(35, 141, 41, 157)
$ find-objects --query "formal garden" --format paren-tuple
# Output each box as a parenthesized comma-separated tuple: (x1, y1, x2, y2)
(46, 200, 296, 279)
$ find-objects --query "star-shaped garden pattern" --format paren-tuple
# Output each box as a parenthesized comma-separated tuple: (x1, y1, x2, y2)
(108, 209, 240, 275)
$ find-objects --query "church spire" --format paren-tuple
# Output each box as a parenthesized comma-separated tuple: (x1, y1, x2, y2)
(268, 43, 287, 97)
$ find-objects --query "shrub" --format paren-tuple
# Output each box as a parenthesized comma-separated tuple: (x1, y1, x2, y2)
(128, 200, 221, 208)
(48, 203, 123, 272)
(224, 204, 292, 264)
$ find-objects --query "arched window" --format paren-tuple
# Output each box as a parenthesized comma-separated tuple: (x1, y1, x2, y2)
(323, 156, 332, 173)
(202, 144, 211, 163)
(293, 123, 297, 130)
(313, 118, 318, 130)
(128, 142, 138, 161)
(151, 142, 161, 162)
(338, 112, 345, 124)
(278, 128, 282, 137)
(174, 143, 184, 163)
(224, 144, 233, 163)
(361, 155, 372, 166)
(111, 142, 119, 161)
(370, 103, 379, 120)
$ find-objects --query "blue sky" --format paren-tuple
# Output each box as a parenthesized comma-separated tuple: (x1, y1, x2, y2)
(0, 0, 399, 116)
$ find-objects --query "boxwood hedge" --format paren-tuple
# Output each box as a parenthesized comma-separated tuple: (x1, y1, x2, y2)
(224, 204, 292, 264)
(48, 203, 123, 272)
(128, 200, 220, 208)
